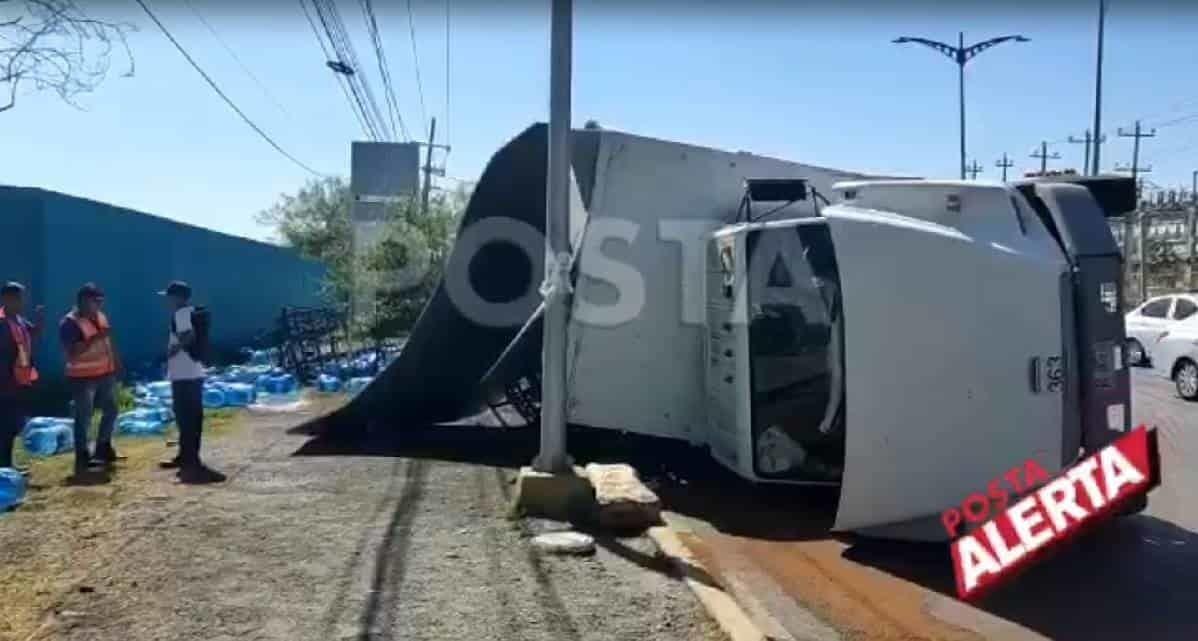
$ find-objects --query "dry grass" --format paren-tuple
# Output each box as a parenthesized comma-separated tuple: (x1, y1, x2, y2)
(0, 408, 244, 641)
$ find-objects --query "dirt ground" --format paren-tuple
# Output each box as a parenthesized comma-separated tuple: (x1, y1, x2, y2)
(0, 396, 723, 641)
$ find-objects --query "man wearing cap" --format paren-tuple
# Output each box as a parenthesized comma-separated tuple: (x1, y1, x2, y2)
(60, 283, 122, 475)
(160, 281, 224, 484)
(0, 282, 44, 471)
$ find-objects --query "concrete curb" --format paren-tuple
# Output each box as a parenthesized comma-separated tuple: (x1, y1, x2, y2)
(646, 523, 771, 641)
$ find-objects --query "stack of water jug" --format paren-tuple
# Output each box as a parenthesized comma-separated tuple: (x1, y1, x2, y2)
(0, 467, 26, 513)
(21, 417, 75, 457)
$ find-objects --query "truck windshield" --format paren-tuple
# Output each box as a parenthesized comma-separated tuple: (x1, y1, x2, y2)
(746, 223, 846, 482)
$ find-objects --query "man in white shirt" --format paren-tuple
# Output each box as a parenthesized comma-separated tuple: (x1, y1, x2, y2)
(159, 281, 225, 484)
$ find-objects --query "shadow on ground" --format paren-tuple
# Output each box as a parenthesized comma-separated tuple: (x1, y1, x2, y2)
(292, 414, 841, 544)
(843, 513, 1198, 641)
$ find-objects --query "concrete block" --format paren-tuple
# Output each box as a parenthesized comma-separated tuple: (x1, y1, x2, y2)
(585, 463, 662, 531)
(512, 466, 596, 523)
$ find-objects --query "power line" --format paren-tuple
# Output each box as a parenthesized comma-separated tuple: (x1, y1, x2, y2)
(181, 0, 290, 118)
(406, 0, 428, 127)
(308, 0, 379, 139)
(299, 0, 373, 138)
(134, 0, 323, 177)
(360, 0, 409, 140)
(332, 0, 393, 141)
(333, 0, 393, 141)
(312, 0, 388, 140)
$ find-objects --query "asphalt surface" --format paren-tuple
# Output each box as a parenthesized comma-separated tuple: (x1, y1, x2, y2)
(657, 367, 1197, 641)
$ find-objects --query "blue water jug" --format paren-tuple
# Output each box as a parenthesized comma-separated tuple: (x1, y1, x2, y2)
(22, 419, 73, 457)
(202, 386, 227, 408)
(317, 374, 342, 392)
(147, 381, 173, 399)
(0, 468, 27, 512)
(222, 383, 255, 407)
(257, 389, 301, 406)
(345, 377, 373, 396)
(118, 416, 167, 436)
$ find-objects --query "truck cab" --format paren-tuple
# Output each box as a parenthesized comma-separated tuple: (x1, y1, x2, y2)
(705, 177, 1134, 540)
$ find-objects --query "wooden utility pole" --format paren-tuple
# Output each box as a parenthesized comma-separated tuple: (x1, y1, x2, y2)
(420, 117, 437, 216)
(1030, 141, 1060, 173)
(965, 159, 983, 180)
(995, 153, 1014, 182)
(1117, 120, 1156, 184)
(1068, 130, 1106, 176)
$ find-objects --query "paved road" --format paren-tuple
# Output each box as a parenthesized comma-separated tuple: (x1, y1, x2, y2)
(660, 368, 1198, 641)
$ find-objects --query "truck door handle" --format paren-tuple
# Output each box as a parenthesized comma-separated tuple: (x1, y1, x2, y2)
(1029, 357, 1042, 393)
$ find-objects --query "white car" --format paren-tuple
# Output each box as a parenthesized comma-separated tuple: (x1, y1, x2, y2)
(1124, 293, 1198, 365)
(1148, 321, 1198, 399)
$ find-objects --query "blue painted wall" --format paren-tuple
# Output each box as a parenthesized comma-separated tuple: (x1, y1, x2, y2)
(0, 187, 326, 380)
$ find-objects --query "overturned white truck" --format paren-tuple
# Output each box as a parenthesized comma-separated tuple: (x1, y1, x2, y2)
(318, 124, 1137, 541)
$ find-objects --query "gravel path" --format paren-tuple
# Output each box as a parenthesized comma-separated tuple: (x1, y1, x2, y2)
(15, 403, 722, 641)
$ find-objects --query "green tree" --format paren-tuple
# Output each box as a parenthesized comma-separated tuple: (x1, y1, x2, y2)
(256, 177, 469, 338)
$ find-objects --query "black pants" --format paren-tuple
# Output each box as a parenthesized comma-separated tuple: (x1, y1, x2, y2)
(171, 379, 205, 468)
(0, 393, 28, 469)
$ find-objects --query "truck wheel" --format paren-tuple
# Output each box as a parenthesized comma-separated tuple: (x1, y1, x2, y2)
(1175, 359, 1198, 400)
(1127, 339, 1147, 367)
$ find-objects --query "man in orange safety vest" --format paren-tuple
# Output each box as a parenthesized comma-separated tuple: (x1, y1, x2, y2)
(0, 282, 44, 471)
(59, 283, 122, 476)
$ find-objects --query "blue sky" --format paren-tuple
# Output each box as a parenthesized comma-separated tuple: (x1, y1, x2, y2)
(1, 0, 1196, 241)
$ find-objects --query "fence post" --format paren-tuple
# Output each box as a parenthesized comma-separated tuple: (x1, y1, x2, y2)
(1189, 206, 1198, 290)
(1137, 210, 1148, 303)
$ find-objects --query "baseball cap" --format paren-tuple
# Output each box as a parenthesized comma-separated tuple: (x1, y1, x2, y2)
(1, 281, 25, 296)
(158, 281, 192, 299)
(78, 282, 105, 301)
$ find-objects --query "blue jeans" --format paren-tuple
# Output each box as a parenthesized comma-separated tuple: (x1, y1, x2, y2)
(71, 375, 118, 466)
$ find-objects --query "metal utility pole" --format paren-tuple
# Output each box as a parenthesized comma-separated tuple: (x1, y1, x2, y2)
(1091, 0, 1107, 175)
(535, 0, 572, 473)
(1068, 130, 1106, 175)
(1191, 169, 1196, 204)
(995, 153, 1014, 182)
(893, 31, 1029, 180)
(1117, 120, 1156, 185)
(1030, 141, 1061, 174)
(965, 159, 983, 180)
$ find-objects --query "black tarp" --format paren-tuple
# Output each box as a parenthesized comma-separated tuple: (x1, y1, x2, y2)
(305, 124, 597, 434)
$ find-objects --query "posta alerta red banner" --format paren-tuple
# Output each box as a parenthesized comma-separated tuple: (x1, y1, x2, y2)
(948, 425, 1161, 601)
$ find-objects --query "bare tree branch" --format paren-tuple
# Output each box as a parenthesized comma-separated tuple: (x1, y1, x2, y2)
(0, 0, 134, 113)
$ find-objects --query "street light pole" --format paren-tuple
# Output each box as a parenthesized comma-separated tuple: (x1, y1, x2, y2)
(535, 0, 573, 473)
(958, 32, 966, 182)
(893, 32, 1030, 180)
(1091, 0, 1107, 176)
